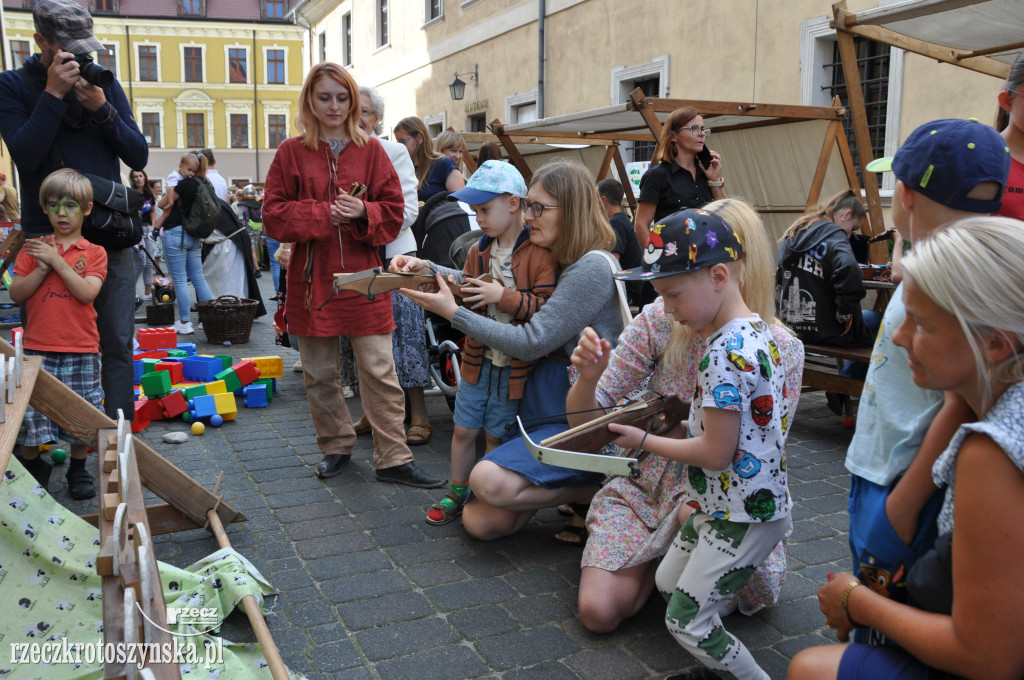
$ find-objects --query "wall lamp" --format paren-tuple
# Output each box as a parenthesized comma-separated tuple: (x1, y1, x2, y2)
(449, 64, 479, 101)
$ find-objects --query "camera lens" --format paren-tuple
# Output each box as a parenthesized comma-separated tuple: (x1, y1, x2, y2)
(79, 61, 114, 88)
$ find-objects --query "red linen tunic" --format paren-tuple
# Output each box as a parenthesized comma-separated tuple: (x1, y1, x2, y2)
(263, 136, 404, 337)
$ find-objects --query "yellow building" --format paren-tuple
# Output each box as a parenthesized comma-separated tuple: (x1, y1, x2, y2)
(2, 0, 306, 185)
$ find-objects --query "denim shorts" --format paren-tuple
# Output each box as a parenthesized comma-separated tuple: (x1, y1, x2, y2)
(839, 644, 942, 680)
(453, 358, 520, 439)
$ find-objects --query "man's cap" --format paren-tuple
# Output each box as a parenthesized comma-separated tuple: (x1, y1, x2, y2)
(242, 184, 257, 197)
(866, 118, 1011, 214)
(614, 208, 744, 281)
(33, 0, 106, 55)
(448, 160, 527, 205)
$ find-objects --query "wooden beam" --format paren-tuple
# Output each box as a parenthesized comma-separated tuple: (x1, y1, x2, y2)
(807, 119, 842, 211)
(834, 5, 1010, 80)
(834, 2, 888, 267)
(491, 119, 533, 184)
(635, 97, 845, 121)
(459, 136, 477, 175)
(0, 339, 245, 530)
(611, 146, 637, 215)
(596, 145, 616, 181)
(0, 357, 41, 476)
(80, 502, 204, 536)
(630, 87, 664, 140)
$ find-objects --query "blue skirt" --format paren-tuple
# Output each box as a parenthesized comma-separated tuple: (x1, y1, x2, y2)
(481, 357, 606, 489)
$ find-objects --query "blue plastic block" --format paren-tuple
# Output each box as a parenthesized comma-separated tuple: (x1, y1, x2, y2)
(243, 384, 268, 408)
(187, 395, 218, 420)
(180, 356, 222, 382)
(177, 342, 197, 356)
(134, 360, 144, 383)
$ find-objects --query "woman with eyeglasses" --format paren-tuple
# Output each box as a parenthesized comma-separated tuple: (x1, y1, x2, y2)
(995, 52, 1024, 219)
(634, 106, 725, 249)
(394, 116, 466, 201)
(393, 159, 625, 542)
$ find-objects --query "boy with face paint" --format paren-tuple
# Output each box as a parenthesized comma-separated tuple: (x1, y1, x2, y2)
(9, 168, 107, 499)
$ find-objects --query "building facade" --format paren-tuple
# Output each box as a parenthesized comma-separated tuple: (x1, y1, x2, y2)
(293, 0, 1000, 195)
(1, 0, 306, 185)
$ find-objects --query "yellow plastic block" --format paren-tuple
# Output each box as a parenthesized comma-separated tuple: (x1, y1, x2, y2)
(212, 392, 237, 416)
(205, 379, 227, 395)
(241, 356, 284, 379)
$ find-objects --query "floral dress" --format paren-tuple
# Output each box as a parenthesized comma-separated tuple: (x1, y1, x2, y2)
(582, 298, 804, 614)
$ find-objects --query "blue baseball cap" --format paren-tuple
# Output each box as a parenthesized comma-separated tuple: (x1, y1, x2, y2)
(614, 208, 744, 281)
(866, 118, 1011, 214)
(448, 160, 527, 206)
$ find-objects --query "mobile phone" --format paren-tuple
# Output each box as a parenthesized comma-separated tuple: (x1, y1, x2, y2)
(697, 145, 713, 169)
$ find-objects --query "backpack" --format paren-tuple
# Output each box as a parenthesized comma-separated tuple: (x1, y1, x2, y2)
(183, 176, 219, 239)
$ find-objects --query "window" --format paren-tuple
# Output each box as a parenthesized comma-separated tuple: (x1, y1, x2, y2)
(425, 0, 442, 24)
(180, 0, 203, 16)
(505, 89, 537, 124)
(141, 112, 160, 148)
(467, 113, 487, 133)
(628, 75, 659, 162)
(319, 33, 326, 64)
(376, 0, 389, 48)
(97, 44, 116, 77)
(825, 38, 890, 181)
(184, 46, 203, 83)
(267, 49, 284, 84)
(10, 40, 30, 68)
(611, 56, 669, 162)
(264, 0, 284, 19)
(342, 13, 352, 66)
(138, 45, 158, 81)
(92, 0, 117, 12)
(268, 114, 287, 148)
(231, 114, 249, 148)
(228, 48, 247, 83)
(186, 113, 205, 147)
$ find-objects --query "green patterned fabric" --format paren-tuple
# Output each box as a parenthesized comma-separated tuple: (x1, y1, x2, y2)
(1, 457, 303, 679)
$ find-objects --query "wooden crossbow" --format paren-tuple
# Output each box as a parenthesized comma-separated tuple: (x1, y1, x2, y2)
(333, 267, 493, 301)
(520, 394, 690, 478)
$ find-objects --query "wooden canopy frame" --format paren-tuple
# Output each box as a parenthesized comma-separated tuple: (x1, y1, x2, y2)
(458, 90, 862, 245)
(832, 0, 1022, 261)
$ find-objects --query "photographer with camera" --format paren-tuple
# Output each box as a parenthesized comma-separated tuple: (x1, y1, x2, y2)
(0, 0, 149, 498)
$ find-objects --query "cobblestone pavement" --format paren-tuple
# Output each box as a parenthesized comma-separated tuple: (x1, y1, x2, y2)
(52, 275, 856, 680)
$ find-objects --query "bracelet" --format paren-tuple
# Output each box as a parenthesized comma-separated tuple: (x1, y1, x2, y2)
(707, 179, 725, 187)
(841, 580, 861, 626)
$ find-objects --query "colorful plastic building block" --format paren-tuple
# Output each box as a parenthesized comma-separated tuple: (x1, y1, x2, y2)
(142, 358, 161, 374)
(214, 368, 242, 393)
(133, 350, 169, 361)
(137, 327, 178, 350)
(242, 384, 268, 408)
(140, 371, 172, 398)
(204, 379, 227, 395)
(166, 349, 188, 358)
(242, 356, 284, 380)
(157, 390, 187, 419)
(176, 342, 197, 356)
(209, 354, 233, 371)
(132, 399, 156, 432)
(155, 361, 184, 385)
(211, 393, 237, 419)
(253, 378, 275, 401)
(181, 384, 208, 401)
(187, 395, 218, 421)
(180, 356, 222, 382)
(133, 360, 144, 384)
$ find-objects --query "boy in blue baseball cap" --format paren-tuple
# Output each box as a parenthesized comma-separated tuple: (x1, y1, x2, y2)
(419, 160, 558, 525)
(835, 118, 1011, 652)
(613, 208, 792, 679)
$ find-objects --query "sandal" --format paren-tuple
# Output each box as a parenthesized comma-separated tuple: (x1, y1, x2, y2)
(425, 491, 466, 526)
(406, 418, 431, 446)
(552, 503, 590, 547)
(353, 415, 371, 436)
(556, 504, 574, 516)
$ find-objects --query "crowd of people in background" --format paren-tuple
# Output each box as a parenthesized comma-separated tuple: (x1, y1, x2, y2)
(1, 2, 1023, 672)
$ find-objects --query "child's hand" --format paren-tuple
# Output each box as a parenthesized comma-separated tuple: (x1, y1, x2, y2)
(23, 237, 60, 273)
(462, 276, 504, 310)
(389, 255, 427, 273)
(606, 422, 646, 451)
(571, 327, 612, 383)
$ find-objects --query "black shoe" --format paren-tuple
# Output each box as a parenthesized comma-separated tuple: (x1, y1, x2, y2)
(375, 462, 445, 488)
(315, 454, 351, 479)
(254, 270, 262, 278)
(66, 466, 96, 500)
(825, 391, 848, 416)
(21, 456, 52, 492)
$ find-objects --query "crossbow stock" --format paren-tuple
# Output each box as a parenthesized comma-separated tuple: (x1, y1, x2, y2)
(333, 267, 492, 301)
(520, 394, 689, 478)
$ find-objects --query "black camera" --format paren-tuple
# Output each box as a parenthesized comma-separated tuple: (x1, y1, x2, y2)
(63, 54, 114, 88)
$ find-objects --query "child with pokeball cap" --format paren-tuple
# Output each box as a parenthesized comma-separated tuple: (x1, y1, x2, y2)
(604, 207, 792, 679)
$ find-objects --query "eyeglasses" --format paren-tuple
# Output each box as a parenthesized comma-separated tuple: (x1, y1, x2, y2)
(524, 200, 559, 218)
(44, 200, 81, 214)
(674, 125, 711, 138)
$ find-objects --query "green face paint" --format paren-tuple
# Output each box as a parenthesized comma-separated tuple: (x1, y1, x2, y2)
(44, 199, 82, 215)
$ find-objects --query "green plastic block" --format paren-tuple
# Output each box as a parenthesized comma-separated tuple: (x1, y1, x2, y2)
(254, 377, 274, 401)
(142, 358, 161, 374)
(215, 367, 242, 393)
(166, 349, 188, 358)
(181, 384, 208, 401)
(140, 371, 172, 398)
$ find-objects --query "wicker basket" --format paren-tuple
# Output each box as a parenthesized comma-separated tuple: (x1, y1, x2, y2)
(196, 295, 259, 344)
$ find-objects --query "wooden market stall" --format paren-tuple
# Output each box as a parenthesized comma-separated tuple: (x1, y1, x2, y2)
(460, 90, 864, 244)
(832, 0, 1024, 260)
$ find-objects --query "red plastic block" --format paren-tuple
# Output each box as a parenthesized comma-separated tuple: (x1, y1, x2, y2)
(155, 361, 184, 385)
(230, 360, 260, 387)
(132, 399, 153, 432)
(157, 390, 187, 419)
(136, 327, 178, 350)
(133, 350, 170, 361)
